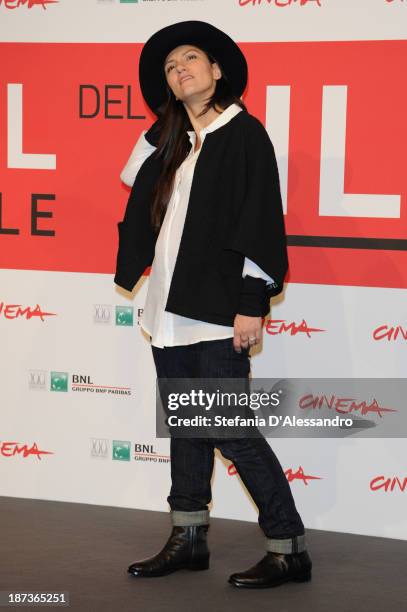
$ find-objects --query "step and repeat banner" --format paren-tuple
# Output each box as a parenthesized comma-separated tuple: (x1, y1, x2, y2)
(0, 0, 406, 541)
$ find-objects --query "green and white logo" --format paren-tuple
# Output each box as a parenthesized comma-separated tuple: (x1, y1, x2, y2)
(50, 371, 68, 392)
(115, 305, 133, 326)
(112, 440, 131, 461)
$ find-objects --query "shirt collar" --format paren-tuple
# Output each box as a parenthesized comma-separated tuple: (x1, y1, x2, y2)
(186, 102, 242, 146)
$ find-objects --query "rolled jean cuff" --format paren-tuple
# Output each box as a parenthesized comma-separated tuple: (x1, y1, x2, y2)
(265, 534, 306, 554)
(171, 510, 210, 527)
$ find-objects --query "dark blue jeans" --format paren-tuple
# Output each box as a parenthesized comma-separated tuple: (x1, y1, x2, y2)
(151, 337, 305, 548)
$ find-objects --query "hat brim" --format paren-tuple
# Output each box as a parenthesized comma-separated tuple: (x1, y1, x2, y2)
(139, 20, 248, 114)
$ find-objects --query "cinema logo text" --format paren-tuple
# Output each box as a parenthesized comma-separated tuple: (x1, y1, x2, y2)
(0, 441, 53, 460)
(264, 318, 325, 337)
(299, 394, 397, 418)
(0, 0, 58, 8)
(228, 463, 321, 485)
(0, 302, 56, 321)
(285, 466, 322, 485)
(238, 0, 322, 7)
(373, 324, 407, 342)
(370, 475, 407, 492)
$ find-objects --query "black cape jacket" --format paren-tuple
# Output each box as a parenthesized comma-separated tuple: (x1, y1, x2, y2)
(114, 109, 288, 327)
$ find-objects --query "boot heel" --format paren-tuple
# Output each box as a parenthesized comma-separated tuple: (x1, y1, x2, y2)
(188, 556, 210, 571)
(293, 570, 312, 582)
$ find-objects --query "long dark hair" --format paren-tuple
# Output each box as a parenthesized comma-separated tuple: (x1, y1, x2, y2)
(149, 49, 247, 233)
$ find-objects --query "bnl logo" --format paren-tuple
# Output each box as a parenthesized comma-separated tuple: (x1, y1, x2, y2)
(116, 306, 133, 326)
(50, 371, 68, 392)
(112, 440, 131, 461)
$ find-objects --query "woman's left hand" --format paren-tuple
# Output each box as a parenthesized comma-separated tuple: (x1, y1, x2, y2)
(233, 314, 263, 353)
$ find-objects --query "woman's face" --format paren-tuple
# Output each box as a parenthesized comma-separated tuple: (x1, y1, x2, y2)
(164, 44, 221, 103)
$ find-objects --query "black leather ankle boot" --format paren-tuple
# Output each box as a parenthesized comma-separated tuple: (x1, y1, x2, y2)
(228, 550, 312, 588)
(127, 524, 210, 577)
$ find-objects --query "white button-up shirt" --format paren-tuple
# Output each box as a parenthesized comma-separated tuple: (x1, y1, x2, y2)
(120, 103, 274, 348)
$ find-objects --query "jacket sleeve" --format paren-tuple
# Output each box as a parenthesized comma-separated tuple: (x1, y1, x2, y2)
(229, 116, 288, 317)
(239, 258, 276, 317)
(144, 119, 162, 147)
(120, 130, 157, 187)
(114, 156, 160, 292)
(242, 257, 275, 284)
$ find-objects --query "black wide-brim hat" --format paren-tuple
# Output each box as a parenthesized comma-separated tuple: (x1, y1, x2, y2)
(139, 20, 248, 114)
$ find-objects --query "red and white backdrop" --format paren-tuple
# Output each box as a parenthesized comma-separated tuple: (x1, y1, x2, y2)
(0, 0, 406, 541)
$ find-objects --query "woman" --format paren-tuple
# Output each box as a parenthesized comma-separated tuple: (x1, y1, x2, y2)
(114, 20, 312, 589)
